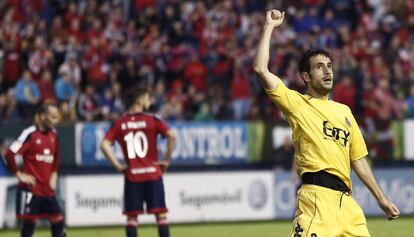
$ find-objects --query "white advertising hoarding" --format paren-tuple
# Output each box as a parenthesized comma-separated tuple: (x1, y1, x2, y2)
(65, 175, 125, 226)
(404, 120, 414, 160)
(0, 178, 18, 229)
(65, 171, 274, 226)
(166, 171, 274, 222)
(0, 178, 8, 229)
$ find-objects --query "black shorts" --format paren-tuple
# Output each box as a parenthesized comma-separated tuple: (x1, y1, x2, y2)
(123, 177, 168, 216)
(16, 187, 63, 220)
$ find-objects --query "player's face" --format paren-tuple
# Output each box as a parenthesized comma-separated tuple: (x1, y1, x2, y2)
(141, 93, 151, 111)
(42, 107, 61, 130)
(306, 55, 334, 95)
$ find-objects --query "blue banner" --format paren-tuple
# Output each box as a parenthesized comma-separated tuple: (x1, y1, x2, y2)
(76, 121, 249, 166)
(352, 169, 414, 216)
(76, 122, 123, 166)
(274, 171, 299, 219)
(0, 156, 10, 176)
(274, 168, 414, 219)
(160, 122, 248, 165)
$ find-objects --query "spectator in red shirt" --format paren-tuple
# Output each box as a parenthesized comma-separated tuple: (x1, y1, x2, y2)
(28, 37, 54, 81)
(135, 0, 156, 11)
(66, 18, 84, 43)
(37, 69, 56, 103)
(361, 79, 378, 121)
(3, 49, 20, 85)
(85, 18, 104, 42)
(183, 53, 208, 93)
(5, 3, 26, 23)
(84, 38, 109, 89)
(333, 74, 357, 111)
(230, 58, 251, 120)
(48, 16, 67, 42)
(212, 53, 232, 87)
(365, 77, 403, 160)
(64, 2, 82, 28)
(372, 78, 403, 123)
(2, 35, 21, 90)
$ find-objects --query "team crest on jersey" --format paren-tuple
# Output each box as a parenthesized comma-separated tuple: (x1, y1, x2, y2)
(36, 139, 42, 144)
(345, 117, 351, 128)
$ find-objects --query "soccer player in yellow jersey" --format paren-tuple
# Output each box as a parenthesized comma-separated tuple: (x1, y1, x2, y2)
(254, 9, 400, 237)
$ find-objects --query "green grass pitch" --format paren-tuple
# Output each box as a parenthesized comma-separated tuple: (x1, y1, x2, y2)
(0, 217, 412, 237)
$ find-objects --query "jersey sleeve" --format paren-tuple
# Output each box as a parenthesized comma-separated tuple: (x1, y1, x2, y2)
(264, 81, 302, 115)
(104, 120, 120, 143)
(154, 116, 169, 137)
(348, 111, 368, 161)
(4, 129, 33, 173)
(52, 135, 60, 172)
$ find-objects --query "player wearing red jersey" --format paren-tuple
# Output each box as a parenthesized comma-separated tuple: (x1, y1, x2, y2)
(101, 86, 176, 237)
(4, 104, 65, 237)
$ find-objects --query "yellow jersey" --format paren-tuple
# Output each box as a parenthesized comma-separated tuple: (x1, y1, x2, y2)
(266, 81, 368, 190)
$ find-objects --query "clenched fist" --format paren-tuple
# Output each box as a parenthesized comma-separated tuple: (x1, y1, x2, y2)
(266, 9, 285, 28)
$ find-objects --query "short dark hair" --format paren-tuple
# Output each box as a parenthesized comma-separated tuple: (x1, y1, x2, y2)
(36, 103, 56, 115)
(124, 86, 149, 109)
(34, 103, 57, 124)
(298, 48, 331, 73)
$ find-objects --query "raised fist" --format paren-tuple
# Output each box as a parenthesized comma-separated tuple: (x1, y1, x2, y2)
(266, 9, 285, 27)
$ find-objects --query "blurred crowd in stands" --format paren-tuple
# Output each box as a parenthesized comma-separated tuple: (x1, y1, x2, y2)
(1, 0, 414, 160)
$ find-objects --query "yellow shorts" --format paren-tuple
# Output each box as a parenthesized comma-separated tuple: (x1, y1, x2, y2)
(290, 184, 370, 237)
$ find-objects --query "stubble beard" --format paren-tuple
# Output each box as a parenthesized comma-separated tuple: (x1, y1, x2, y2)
(318, 84, 333, 95)
(309, 75, 333, 96)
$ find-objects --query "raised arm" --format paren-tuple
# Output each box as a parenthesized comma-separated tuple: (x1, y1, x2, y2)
(253, 9, 285, 90)
(351, 157, 400, 220)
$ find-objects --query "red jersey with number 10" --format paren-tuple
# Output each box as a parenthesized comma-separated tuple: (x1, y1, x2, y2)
(104, 113, 170, 182)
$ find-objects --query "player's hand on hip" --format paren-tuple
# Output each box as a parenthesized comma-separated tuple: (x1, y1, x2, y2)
(378, 197, 400, 220)
(266, 9, 285, 28)
(49, 179, 57, 191)
(154, 160, 170, 173)
(17, 172, 36, 186)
